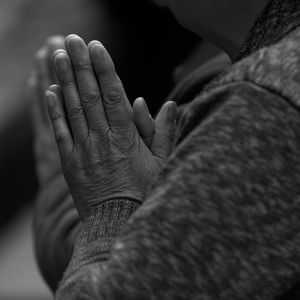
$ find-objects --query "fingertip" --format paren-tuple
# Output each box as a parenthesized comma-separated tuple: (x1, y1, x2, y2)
(45, 90, 56, 108)
(49, 84, 59, 92)
(48, 84, 62, 98)
(65, 34, 87, 55)
(164, 100, 177, 108)
(133, 97, 151, 117)
(34, 48, 48, 74)
(133, 97, 154, 147)
(52, 50, 68, 68)
(52, 50, 70, 72)
(53, 48, 67, 55)
(46, 89, 65, 119)
(154, 100, 177, 133)
(52, 49, 68, 60)
(166, 101, 177, 121)
(65, 34, 84, 47)
(49, 84, 64, 99)
(65, 33, 81, 42)
(89, 41, 105, 63)
(140, 97, 150, 114)
(88, 40, 103, 49)
(133, 97, 145, 107)
(46, 36, 66, 63)
(46, 35, 65, 47)
(35, 47, 47, 62)
(65, 34, 79, 48)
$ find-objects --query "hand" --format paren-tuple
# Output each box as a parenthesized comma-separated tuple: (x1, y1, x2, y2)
(46, 35, 177, 219)
(29, 36, 65, 186)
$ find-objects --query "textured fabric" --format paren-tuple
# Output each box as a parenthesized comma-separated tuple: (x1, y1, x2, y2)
(55, 1, 300, 299)
(236, 0, 300, 61)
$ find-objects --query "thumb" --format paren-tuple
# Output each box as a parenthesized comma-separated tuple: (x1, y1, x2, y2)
(151, 101, 177, 160)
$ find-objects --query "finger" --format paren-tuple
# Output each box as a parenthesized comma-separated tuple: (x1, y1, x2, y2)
(49, 84, 67, 118)
(35, 47, 49, 90)
(45, 35, 66, 83)
(46, 90, 73, 157)
(53, 49, 88, 142)
(88, 41, 133, 133)
(35, 47, 51, 124)
(133, 97, 154, 148)
(28, 71, 45, 128)
(151, 101, 177, 160)
(49, 84, 73, 141)
(65, 35, 108, 132)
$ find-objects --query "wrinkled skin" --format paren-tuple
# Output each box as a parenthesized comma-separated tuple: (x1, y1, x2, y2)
(47, 35, 177, 219)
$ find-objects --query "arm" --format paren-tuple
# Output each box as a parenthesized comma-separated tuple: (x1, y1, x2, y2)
(33, 173, 82, 291)
(31, 37, 82, 291)
(32, 32, 177, 291)
(56, 82, 300, 299)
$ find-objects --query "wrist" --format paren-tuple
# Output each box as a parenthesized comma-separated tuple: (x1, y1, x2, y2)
(84, 198, 141, 243)
(64, 198, 140, 277)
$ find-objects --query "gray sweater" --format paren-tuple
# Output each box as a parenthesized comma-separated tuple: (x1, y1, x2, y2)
(35, 0, 300, 299)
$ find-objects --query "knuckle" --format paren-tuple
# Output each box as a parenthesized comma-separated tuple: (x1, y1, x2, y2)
(73, 60, 93, 72)
(105, 88, 123, 104)
(51, 111, 62, 122)
(157, 127, 175, 143)
(81, 91, 101, 105)
(60, 75, 74, 87)
(96, 59, 115, 75)
(55, 132, 66, 144)
(68, 105, 84, 120)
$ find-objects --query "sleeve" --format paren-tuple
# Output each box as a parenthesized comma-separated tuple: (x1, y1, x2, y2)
(55, 82, 300, 300)
(34, 174, 141, 292)
(33, 173, 82, 291)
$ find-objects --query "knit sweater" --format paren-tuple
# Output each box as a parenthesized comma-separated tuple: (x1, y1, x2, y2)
(35, 0, 300, 299)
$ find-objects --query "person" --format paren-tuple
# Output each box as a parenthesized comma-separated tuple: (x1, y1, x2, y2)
(33, 0, 300, 299)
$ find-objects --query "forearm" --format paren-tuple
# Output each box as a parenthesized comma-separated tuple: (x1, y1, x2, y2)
(57, 199, 140, 299)
(34, 173, 82, 291)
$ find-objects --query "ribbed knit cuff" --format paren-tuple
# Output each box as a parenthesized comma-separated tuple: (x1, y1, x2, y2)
(65, 198, 141, 276)
(85, 199, 141, 243)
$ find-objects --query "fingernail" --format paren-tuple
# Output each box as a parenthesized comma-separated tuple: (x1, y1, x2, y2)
(67, 35, 83, 54)
(46, 91, 55, 107)
(168, 101, 177, 120)
(54, 53, 68, 71)
(91, 43, 103, 62)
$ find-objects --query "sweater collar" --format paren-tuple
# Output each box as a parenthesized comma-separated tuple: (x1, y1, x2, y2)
(236, 0, 300, 62)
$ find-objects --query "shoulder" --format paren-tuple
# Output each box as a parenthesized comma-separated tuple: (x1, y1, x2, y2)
(209, 27, 300, 107)
(176, 80, 300, 147)
(176, 28, 300, 144)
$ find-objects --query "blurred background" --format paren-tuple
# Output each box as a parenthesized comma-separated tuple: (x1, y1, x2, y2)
(0, 0, 224, 299)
